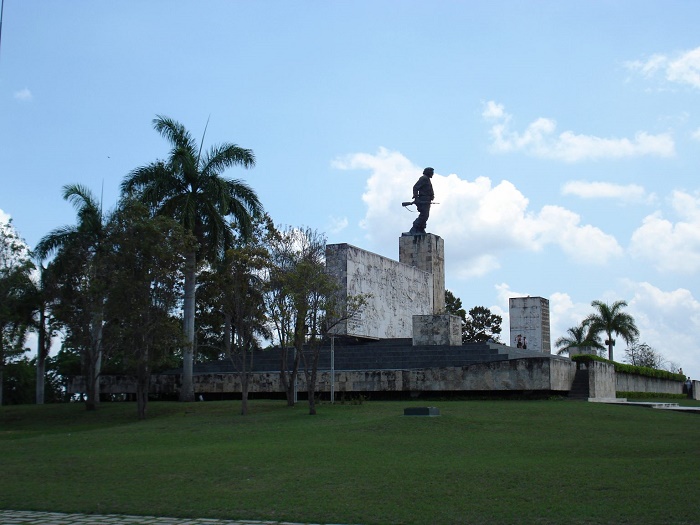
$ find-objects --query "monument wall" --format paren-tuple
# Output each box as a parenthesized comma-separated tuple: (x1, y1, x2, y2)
(325, 243, 433, 339)
(72, 357, 577, 396)
(509, 296, 551, 353)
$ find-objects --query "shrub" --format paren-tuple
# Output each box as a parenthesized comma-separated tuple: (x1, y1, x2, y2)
(571, 355, 685, 382)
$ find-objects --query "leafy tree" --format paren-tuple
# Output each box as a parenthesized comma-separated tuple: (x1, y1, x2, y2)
(101, 199, 193, 418)
(585, 300, 639, 362)
(122, 115, 262, 402)
(2, 357, 36, 405)
(265, 226, 323, 408)
(554, 321, 605, 357)
(445, 291, 501, 344)
(444, 290, 466, 323)
(36, 184, 108, 410)
(266, 226, 368, 415)
(624, 341, 663, 369)
(0, 219, 35, 405)
(464, 306, 502, 343)
(2, 356, 64, 405)
(31, 262, 61, 404)
(222, 245, 270, 415)
(198, 216, 273, 415)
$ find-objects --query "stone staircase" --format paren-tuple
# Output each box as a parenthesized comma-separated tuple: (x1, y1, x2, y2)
(567, 368, 590, 400)
(189, 338, 550, 375)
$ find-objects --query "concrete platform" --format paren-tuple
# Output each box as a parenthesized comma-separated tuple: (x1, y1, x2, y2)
(0, 509, 350, 525)
(593, 399, 700, 413)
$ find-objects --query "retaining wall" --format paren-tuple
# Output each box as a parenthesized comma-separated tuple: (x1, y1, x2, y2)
(616, 372, 684, 396)
(69, 357, 577, 396)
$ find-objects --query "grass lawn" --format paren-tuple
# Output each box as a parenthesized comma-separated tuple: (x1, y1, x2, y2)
(1, 398, 699, 525)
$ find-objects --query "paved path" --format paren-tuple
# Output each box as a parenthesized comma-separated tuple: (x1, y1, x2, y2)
(0, 510, 346, 525)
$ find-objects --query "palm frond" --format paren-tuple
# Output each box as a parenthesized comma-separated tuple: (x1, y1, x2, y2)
(153, 115, 198, 156)
(35, 226, 78, 259)
(200, 143, 255, 177)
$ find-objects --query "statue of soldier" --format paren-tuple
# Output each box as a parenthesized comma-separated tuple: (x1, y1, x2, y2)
(408, 167, 435, 235)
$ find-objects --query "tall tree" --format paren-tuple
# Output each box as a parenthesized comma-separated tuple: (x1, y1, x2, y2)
(31, 262, 60, 404)
(554, 322, 605, 357)
(444, 291, 501, 344)
(266, 226, 368, 414)
(624, 341, 663, 369)
(265, 226, 322, 408)
(222, 245, 270, 415)
(102, 199, 192, 419)
(585, 300, 639, 362)
(198, 216, 273, 415)
(464, 306, 502, 343)
(122, 115, 262, 402)
(36, 184, 108, 410)
(0, 219, 35, 405)
(444, 290, 467, 324)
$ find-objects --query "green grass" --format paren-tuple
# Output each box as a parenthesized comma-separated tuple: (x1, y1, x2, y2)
(2, 398, 699, 525)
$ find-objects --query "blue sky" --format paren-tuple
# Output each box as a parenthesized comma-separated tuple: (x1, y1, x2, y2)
(1, 1, 699, 377)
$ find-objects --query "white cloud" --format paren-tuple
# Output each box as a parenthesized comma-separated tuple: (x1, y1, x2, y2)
(625, 280, 700, 374)
(482, 101, 675, 162)
(333, 148, 622, 275)
(13, 88, 33, 101)
(626, 46, 700, 89)
(0, 208, 10, 225)
(691, 128, 700, 142)
(535, 205, 623, 264)
(629, 190, 700, 273)
(562, 180, 655, 204)
(326, 215, 349, 234)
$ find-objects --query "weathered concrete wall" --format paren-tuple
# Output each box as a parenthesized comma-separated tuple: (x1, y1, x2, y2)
(616, 373, 684, 395)
(73, 357, 578, 396)
(412, 314, 462, 346)
(509, 296, 551, 353)
(399, 234, 445, 314)
(586, 361, 616, 399)
(325, 243, 433, 339)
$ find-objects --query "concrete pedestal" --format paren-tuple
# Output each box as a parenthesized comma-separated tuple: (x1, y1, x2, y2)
(399, 233, 445, 314)
(413, 314, 462, 346)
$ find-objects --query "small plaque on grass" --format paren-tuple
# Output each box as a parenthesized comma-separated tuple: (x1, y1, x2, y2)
(404, 407, 440, 416)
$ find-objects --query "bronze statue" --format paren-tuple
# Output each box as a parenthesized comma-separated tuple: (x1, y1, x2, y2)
(405, 167, 434, 235)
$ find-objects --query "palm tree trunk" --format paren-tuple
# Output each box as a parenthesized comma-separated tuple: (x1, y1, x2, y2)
(180, 251, 196, 402)
(35, 358, 46, 404)
(35, 308, 47, 404)
(85, 311, 104, 411)
(136, 345, 150, 420)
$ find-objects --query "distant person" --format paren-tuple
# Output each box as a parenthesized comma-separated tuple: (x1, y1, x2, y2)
(523, 336, 527, 350)
(686, 377, 693, 399)
(516, 335, 523, 348)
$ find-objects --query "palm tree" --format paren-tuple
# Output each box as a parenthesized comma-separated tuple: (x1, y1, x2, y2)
(121, 115, 262, 402)
(585, 300, 640, 362)
(554, 321, 605, 357)
(35, 184, 107, 410)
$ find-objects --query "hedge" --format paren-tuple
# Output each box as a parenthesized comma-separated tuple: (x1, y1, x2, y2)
(571, 354, 685, 382)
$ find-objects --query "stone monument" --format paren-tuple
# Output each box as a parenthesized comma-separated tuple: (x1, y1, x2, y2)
(509, 296, 551, 353)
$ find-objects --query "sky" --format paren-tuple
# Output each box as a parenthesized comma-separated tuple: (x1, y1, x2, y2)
(1, 1, 699, 378)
